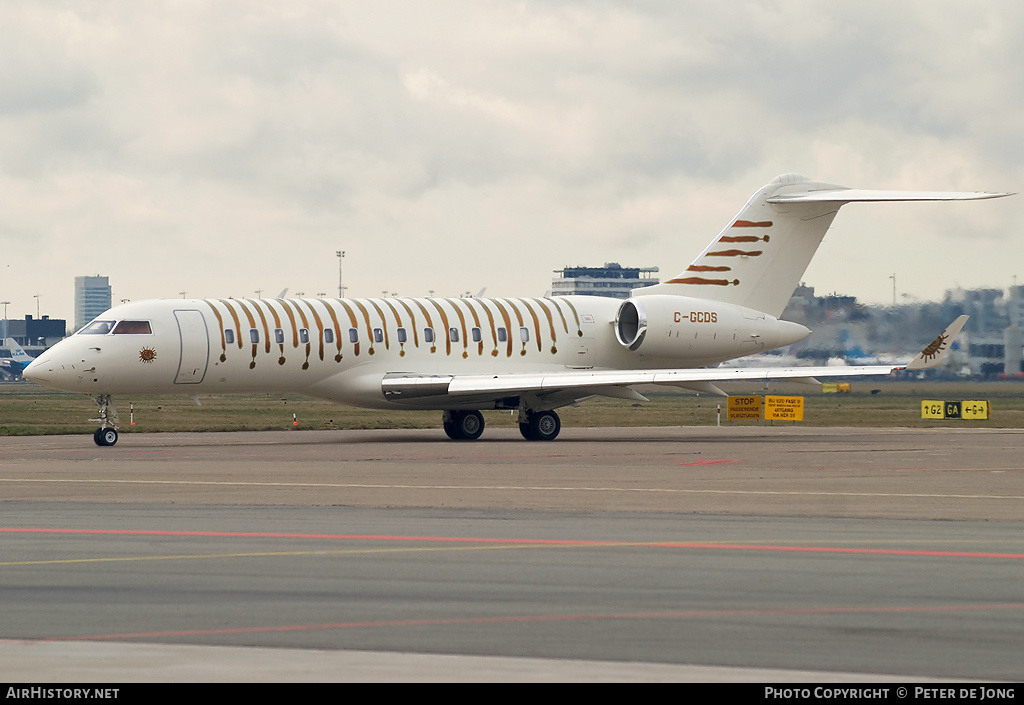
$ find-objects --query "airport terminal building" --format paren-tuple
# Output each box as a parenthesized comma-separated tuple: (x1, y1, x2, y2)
(551, 263, 659, 299)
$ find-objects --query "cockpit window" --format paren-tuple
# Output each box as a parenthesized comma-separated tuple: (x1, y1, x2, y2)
(112, 320, 153, 335)
(79, 320, 115, 335)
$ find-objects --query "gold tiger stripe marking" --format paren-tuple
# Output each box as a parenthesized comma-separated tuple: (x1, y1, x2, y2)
(202, 300, 228, 361)
(277, 299, 300, 347)
(241, 299, 271, 354)
(490, 299, 514, 357)
(367, 299, 391, 351)
(287, 300, 313, 368)
(380, 299, 406, 356)
(458, 298, 486, 356)
(233, 299, 260, 368)
(336, 299, 362, 356)
(557, 298, 584, 337)
(216, 300, 245, 349)
(315, 299, 345, 361)
(547, 297, 570, 335)
(297, 299, 327, 363)
(395, 299, 420, 348)
(501, 298, 528, 356)
(412, 300, 436, 353)
(532, 298, 558, 354)
(516, 298, 543, 353)
(469, 298, 499, 357)
(444, 298, 470, 358)
(351, 300, 376, 355)
(427, 299, 452, 356)
(262, 300, 287, 365)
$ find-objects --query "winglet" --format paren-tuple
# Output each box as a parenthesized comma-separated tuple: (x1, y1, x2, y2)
(904, 315, 969, 370)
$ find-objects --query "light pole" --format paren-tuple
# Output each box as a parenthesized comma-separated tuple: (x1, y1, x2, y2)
(336, 250, 346, 298)
(0, 301, 8, 340)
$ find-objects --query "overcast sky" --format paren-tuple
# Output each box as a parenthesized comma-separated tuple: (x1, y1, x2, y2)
(1, 1, 1021, 324)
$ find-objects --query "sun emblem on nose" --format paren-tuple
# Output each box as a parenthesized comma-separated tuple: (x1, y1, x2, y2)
(139, 347, 157, 363)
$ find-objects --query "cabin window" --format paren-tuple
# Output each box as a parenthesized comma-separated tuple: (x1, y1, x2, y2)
(519, 327, 530, 342)
(112, 320, 153, 335)
(449, 327, 459, 343)
(373, 328, 383, 344)
(249, 329, 260, 344)
(324, 329, 334, 344)
(224, 329, 235, 345)
(471, 327, 482, 343)
(397, 328, 407, 344)
(274, 328, 285, 344)
(497, 327, 507, 343)
(79, 320, 115, 335)
(299, 328, 310, 344)
(424, 328, 435, 343)
(348, 328, 359, 343)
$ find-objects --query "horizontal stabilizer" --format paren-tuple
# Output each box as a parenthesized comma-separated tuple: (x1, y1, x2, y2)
(768, 189, 1013, 204)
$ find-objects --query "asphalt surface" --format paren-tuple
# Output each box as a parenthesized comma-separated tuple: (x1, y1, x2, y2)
(1, 426, 1022, 681)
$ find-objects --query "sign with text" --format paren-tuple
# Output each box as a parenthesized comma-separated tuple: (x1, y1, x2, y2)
(765, 395, 804, 421)
(727, 395, 762, 420)
(961, 400, 991, 420)
(922, 400, 990, 420)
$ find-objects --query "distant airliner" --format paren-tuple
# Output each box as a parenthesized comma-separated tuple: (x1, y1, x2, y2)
(1, 338, 35, 380)
(24, 174, 1009, 446)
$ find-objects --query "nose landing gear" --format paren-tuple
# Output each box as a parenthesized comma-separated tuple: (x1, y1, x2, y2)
(91, 394, 120, 446)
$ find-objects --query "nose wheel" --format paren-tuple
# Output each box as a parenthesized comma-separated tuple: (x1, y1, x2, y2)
(93, 427, 119, 447)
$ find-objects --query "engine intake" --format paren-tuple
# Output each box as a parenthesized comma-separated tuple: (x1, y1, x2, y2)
(614, 299, 647, 350)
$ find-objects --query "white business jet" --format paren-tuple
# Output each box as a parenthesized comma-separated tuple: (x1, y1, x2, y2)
(25, 174, 1009, 446)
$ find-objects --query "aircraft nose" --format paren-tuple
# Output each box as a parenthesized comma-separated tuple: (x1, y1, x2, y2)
(23, 356, 51, 384)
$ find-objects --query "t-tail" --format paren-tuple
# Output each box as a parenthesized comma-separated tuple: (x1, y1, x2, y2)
(635, 174, 1012, 318)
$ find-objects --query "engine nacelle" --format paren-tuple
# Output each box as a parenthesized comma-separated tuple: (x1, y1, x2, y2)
(614, 295, 809, 360)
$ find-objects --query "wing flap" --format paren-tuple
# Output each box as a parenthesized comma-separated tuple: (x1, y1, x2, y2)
(445, 364, 901, 398)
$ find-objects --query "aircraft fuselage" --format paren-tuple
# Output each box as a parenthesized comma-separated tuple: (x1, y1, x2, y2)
(26, 295, 807, 410)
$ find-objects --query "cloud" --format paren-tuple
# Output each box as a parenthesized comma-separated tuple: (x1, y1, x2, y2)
(0, 0, 1021, 323)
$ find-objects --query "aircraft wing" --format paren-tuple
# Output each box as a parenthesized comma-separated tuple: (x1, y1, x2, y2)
(385, 362, 902, 403)
(383, 316, 968, 404)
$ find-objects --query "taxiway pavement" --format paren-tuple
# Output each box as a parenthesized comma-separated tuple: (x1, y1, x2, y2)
(1, 426, 1022, 681)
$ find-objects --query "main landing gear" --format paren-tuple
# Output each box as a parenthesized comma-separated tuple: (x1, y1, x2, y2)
(91, 394, 120, 447)
(440, 408, 562, 441)
(442, 409, 485, 440)
(519, 409, 561, 441)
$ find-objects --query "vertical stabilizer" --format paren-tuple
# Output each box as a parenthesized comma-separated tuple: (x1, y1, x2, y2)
(636, 174, 845, 317)
(4, 338, 33, 364)
(636, 174, 1011, 318)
